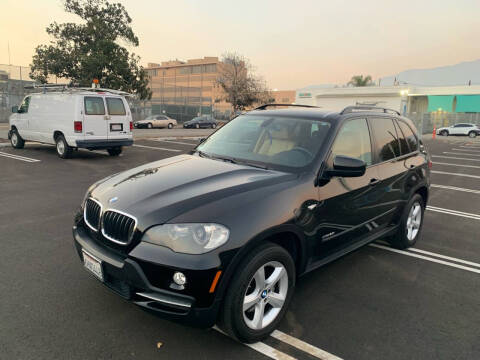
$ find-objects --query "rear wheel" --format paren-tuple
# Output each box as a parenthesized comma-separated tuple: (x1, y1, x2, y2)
(387, 194, 425, 249)
(168, 123, 173, 129)
(211, 123, 217, 129)
(195, 123, 200, 129)
(10, 129, 25, 149)
(219, 243, 295, 343)
(440, 130, 448, 136)
(147, 123, 153, 129)
(55, 134, 72, 159)
(107, 147, 122, 156)
(468, 131, 477, 138)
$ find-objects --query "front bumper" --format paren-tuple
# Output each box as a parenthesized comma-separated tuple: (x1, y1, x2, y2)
(72, 224, 222, 328)
(75, 139, 133, 150)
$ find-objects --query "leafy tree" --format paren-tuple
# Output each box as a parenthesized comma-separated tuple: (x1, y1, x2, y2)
(30, 0, 151, 100)
(348, 75, 374, 87)
(216, 52, 271, 112)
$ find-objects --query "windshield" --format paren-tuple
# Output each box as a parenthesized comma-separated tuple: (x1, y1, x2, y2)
(196, 114, 331, 171)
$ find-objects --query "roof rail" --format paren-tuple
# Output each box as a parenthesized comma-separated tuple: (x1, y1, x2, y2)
(340, 105, 400, 116)
(23, 84, 131, 96)
(254, 103, 320, 110)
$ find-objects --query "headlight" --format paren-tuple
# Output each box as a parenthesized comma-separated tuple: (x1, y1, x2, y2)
(142, 223, 230, 254)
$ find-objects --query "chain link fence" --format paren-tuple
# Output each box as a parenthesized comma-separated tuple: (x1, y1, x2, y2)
(409, 112, 480, 136)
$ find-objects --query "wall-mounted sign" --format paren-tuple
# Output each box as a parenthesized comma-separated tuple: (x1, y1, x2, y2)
(298, 92, 312, 98)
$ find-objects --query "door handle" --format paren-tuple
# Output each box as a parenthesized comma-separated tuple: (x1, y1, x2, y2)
(104, 115, 111, 120)
(369, 178, 380, 186)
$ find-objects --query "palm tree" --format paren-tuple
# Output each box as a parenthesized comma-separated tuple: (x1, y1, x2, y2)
(348, 75, 373, 87)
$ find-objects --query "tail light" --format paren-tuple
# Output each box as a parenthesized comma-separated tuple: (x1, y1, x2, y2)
(428, 160, 432, 169)
(74, 121, 83, 133)
(129, 121, 133, 131)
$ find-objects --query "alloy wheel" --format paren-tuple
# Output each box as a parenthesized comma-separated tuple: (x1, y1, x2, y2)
(57, 139, 65, 155)
(243, 261, 288, 330)
(11, 133, 18, 146)
(406, 202, 422, 241)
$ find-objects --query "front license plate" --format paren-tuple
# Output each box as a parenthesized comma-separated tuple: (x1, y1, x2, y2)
(82, 250, 104, 281)
(110, 123, 123, 131)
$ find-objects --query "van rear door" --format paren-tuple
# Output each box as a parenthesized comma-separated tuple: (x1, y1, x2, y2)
(105, 97, 131, 140)
(83, 96, 108, 140)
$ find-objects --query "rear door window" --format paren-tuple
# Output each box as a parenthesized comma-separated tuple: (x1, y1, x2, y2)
(106, 98, 126, 116)
(85, 97, 105, 115)
(393, 120, 409, 155)
(370, 117, 400, 162)
(331, 118, 372, 166)
(397, 120, 419, 152)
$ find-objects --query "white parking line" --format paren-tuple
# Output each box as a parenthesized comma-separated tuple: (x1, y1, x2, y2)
(213, 326, 296, 360)
(432, 155, 480, 162)
(431, 184, 480, 195)
(369, 244, 480, 274)
(433, 162, 480, 169)
(271, 330, 343, 360)
(431, 170, 480, 179)
(0, 151, 41, 163)
(426, 205, 480, 220)
(452, 148, 480, 153)
(408, 248, 480, 269)
(444, 151, 480, 157)
(154, 139, 198, 146)
(132, 144, 181, 152)
(459, 145, 480, 149)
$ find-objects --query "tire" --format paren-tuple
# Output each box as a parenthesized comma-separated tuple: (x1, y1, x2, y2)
(55, 134, 72, 159)
(211, 123, 217, 129)
(168, 123, 173, 129)
(107, 147, 122, 156)
(387, 193, 425, 249)
(147, 123, 153, 129)
(219, 243, 295, 343)
(10, 129, 25, 149)
(195, 123, 200, 129)
(440, 130, 448, 136)
(468, 131, 477, 138)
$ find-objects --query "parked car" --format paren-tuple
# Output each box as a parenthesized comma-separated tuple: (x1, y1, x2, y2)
(134, 115, 177, 129)
(183, 115, 217, 129)
(73, 105, 430, 343)
(8, 89, 133, 158)
(436, 123, 479, 138)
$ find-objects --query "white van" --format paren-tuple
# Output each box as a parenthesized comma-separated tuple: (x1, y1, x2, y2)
(8, 89, 133, 158)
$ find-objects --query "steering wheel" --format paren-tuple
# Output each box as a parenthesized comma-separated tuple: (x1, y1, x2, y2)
(289, 147, 314, 160)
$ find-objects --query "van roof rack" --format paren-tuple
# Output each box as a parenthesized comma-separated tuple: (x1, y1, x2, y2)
(340, 105, 400, 116)
(254, 103, 320, 110)
(23, 84, 131, 96)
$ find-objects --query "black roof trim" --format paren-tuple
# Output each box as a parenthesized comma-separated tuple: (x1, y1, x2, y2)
(254, 103, 320, 111)
(340, 105, 400, 116)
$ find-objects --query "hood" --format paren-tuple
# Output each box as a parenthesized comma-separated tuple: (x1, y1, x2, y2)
(89, 155, 294, 229)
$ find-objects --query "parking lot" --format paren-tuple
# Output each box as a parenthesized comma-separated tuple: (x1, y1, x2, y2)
(1, 130, 479, 360)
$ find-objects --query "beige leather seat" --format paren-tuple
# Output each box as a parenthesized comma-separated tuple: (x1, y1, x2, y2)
(256, 128, 295, 156)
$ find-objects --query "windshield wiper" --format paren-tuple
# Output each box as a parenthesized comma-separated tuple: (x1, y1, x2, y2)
(197, 151, 269, 170)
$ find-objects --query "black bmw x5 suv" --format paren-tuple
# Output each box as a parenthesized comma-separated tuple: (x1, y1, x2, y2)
(73, 105, 431, 343)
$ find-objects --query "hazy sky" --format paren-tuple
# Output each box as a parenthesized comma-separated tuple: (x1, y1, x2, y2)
(1, 0, 480, 89)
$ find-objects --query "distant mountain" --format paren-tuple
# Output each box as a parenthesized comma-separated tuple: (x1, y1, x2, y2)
(380, 59, 480, 86)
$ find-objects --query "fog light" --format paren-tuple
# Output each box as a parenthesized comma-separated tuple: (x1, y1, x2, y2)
(173, 272, 186, 286)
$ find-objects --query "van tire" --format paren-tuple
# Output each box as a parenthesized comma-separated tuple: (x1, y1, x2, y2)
(107, 147, 122, 156)
(55, 135, 72, 159)
(10, 129, 25, 149)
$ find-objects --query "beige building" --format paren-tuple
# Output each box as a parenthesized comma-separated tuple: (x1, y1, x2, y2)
(146, 57, 232, 121)
(270, 90, 296, 105)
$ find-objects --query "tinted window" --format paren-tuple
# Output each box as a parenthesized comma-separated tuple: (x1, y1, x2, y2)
(397, 120, 418, 152)
(331, 118, 372, 165)
(106, 98, 126, 115)
(19, 96, 31, 113)
(393, 120, 409, 155)
(85, 97, 105, 115)
(370, 117, 400, 162)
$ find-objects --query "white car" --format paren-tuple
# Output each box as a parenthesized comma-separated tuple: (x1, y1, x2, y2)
(8, 89, 133, 158)
(437, 123, 479, 138)
(134, 115, 177, 129)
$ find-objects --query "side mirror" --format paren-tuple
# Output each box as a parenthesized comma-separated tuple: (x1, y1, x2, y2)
(326, 155, 366, 178)
(11, 106, 18, 113)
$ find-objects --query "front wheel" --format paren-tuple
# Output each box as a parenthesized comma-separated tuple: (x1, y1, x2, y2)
(147, 123, 153, 129)
(468, 131, 477, 138)
(219, 243, 295, 343)
(211, 123, 217, 129)
(10, 129, 25, 149)
(440, 130, 448, 136)
(107, 147, 122, 156)
(195, 123, 200, 129)
(168, 123, 173, 129)
(387, 194, 425, 249)
(55, 135, 72, 159)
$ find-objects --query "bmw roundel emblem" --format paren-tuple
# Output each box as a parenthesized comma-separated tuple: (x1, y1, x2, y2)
(109, 196, 118, 204)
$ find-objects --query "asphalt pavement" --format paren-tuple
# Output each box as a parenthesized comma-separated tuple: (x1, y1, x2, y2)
(0, 132, 479, 360)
